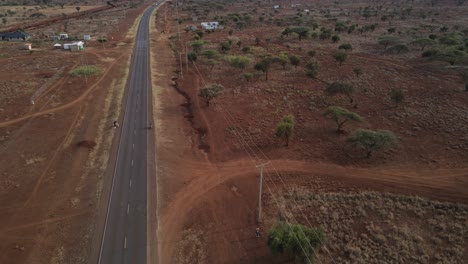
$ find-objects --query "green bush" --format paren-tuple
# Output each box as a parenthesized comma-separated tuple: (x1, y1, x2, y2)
(70, 65, 100, 76)
(267, 221, 325, 262)
(224, 55, 252, 69)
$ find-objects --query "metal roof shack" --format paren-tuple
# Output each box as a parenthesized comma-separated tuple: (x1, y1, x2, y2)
(0, 31, 30, 41)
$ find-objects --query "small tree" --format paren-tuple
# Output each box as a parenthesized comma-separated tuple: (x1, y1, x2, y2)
(331, 35, 340, 43)
(323, 106, 363, 133)
(267, 221, 325, 263)
(76, 6, 80, 12)
(333, 52, 348, 66)
(390, 88, 404, 106)
(306, 59, 319, 78)
(1, 18, 6, 25)
(348, 129, 398, 158)
(289, 55, 300, 69)
(325, 82, 355, 103)
(289, 27, 310, 41)
(198, 84, 224, 106)
(378, 35, 400, 49)
(412, 38, 435, 51)
(353, 67, 363, 77)
(254, 56, 282, 80)
(275, 115, 295, 147)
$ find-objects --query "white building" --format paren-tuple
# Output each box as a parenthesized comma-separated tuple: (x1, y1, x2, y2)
(200, 22, 219, 30)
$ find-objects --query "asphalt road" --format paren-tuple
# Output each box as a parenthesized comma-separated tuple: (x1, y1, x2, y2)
(98, 2, 161, 263)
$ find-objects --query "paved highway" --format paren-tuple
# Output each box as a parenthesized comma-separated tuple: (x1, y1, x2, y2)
(98, 2, 161, 263)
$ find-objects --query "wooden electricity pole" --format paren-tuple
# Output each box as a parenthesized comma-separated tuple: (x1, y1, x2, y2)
(256, 161, 270, 223)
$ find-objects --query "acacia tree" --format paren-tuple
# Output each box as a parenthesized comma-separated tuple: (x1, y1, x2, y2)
(325, 82, 355, 103)
(348, 129, 397, 158)
(378, 35, 400, 49)
(323, 106, 362, 133)
(76, 6, 81, 12)
(390, 88, 405, 106)
(412, 38, 436, 51)
(353, 67, 363, 77)
(255, 56, 283, 80)
(333, 52, 348, 66)
(267, 221, 325, 264)
(275, 115, 295, 147)
(198, 84, 224, 106)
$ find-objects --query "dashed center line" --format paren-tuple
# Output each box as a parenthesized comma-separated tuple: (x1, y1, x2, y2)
(127, 203, 130, 215)
(124, 236, 127, 249)
(131, 159, 134, 167)
(129, 179, 132, 188)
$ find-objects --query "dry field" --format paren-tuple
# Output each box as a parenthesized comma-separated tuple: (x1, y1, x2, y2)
(155, 0, 468, 263)
(0, 5, 98, 28)
(0, 1, 153, 263)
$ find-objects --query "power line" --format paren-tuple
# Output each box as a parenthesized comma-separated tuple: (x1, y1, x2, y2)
(189, 61, 322, 264)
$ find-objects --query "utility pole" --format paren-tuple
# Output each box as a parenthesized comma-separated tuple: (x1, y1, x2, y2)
(256, 161, 270, 223)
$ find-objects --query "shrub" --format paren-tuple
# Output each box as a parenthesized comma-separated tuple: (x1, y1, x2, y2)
(306, 59, 318, 78)
(338, 43, 353, 51)
(331, 35, 340, 43)
(224, 55, 252, 69)
(201, 49, 219, 59)
(307, 49, 316, 57)
(267, 221, 325, 262)
(187, 52, 197, 62)
(70, 66, 100, 76)
(390, 88, 405, 106)
(289, 55, 300, 69)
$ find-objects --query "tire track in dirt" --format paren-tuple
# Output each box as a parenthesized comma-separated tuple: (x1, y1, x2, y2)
(159, 158, 468, 262)
(23, 105, 83, 206)
(0, 210, 89, 234)
(0, 53, 126, 128)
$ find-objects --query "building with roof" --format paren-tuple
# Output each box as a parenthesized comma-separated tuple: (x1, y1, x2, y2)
(0, 31, 30, 41)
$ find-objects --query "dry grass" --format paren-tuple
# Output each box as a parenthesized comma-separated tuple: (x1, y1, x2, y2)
(273, 190, 468, 263)
(0, 5, 97, 28)
(174, 228, 207, 264)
